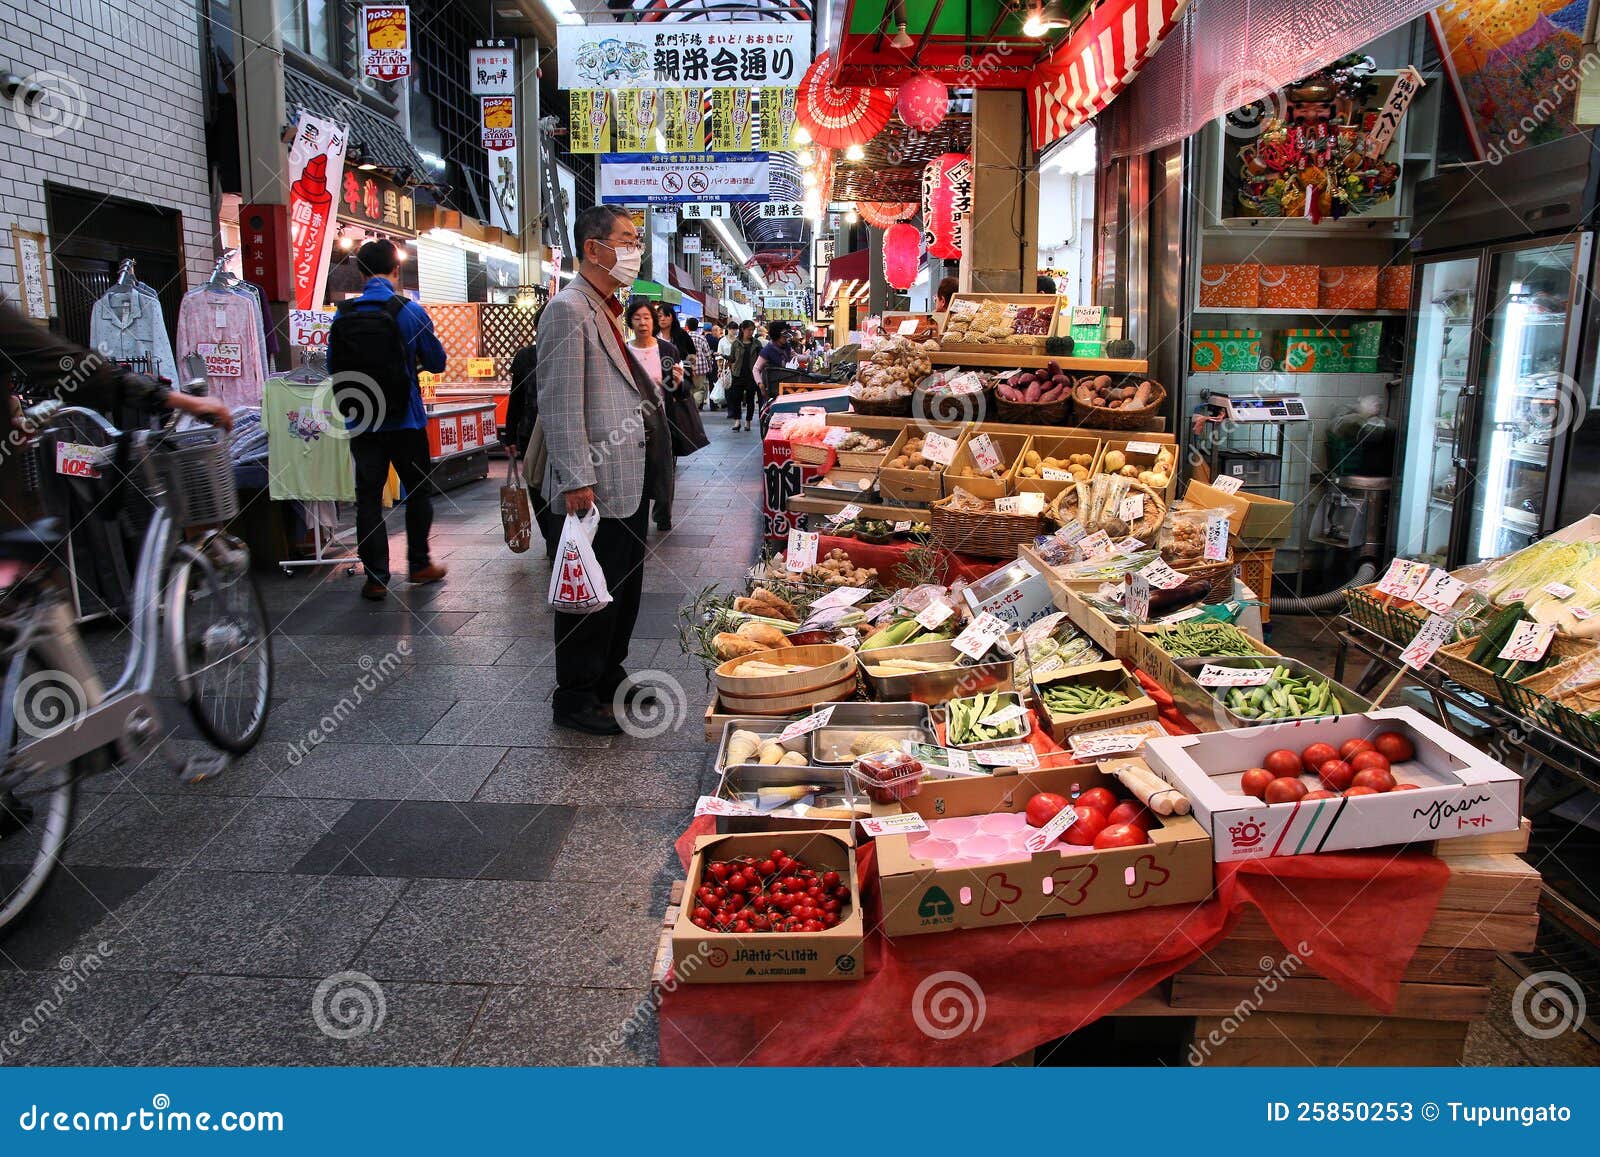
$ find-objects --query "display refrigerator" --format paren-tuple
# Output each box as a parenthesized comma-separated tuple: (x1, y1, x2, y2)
(1393, 233, 1593, 569)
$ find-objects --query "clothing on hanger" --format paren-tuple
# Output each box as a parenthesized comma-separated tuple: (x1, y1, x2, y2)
(176, 285, 269, 409)
(261, 372, 354, 502)
(90, 281, 178, 384)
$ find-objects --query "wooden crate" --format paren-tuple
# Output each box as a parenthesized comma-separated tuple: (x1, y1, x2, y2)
(1188, 1013, 1470, 1066)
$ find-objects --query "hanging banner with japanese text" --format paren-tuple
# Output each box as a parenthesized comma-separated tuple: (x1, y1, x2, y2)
(614, 89, 660, 153)
(287, 110, 348, 311)
(709, 88, 753, 151)
(360, 5, 412, 82)
(469, 42, 515, 94)
(759, 86, 799, 151)
(598, 153, 770, 205)
(557, 24, 806, 90)
(480, 95, 516, 151)
(660, 88, 705, 152)
(568, 90, 611, 153)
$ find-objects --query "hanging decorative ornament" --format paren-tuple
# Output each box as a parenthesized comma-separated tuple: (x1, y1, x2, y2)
(922, 152, 971, 261)
(896, 74, 948, 133)
(855, 201, 919, 229)
(794, 51, 896, 150)
(883, 223, 921, 291)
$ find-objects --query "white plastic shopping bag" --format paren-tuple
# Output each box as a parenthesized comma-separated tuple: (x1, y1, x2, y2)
(548, 509, 613, 613)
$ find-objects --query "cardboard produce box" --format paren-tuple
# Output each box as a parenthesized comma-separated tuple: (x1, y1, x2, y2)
(1258, 264, 1320, 309)
(1013, 434, 1101, 503)
(873, 765, 1214, 936)
(1184, 479, 1295, 542)
(1190, 329, 1263, 374)
(877, 425, 953, 504)
(673, 829, 865, 982)
(1274, 328, 1352, 373)
(943, 430, 1030, 500)
(1377, 266, 1413, 311)
(1056, 583, 1141, 658)
(1033, 660, 1158, 742)
(1128, 622, 1276, 695)
(1142, 706, 1523, 863)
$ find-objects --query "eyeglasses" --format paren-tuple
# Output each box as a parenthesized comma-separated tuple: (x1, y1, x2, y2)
(603, 237, 642, 256)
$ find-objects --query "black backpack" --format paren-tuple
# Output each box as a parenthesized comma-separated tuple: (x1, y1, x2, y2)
(328, 295, 412, 432)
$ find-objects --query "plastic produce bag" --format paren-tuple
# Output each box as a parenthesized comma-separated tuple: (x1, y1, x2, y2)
(548, 509, 612, 614)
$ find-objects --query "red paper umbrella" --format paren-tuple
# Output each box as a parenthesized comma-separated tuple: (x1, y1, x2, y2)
(856, 201, 918, 228)
(796, 51, 896, 150)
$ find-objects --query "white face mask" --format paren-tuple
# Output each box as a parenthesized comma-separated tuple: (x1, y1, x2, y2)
(595, 239, 642, 286)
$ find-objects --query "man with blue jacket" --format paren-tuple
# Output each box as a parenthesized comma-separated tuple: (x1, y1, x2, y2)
(331, 239, 449, 600)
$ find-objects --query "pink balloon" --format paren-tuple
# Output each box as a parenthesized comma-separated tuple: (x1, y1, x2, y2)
(896, 74, 948, 132)
(884, 222, 921, 290)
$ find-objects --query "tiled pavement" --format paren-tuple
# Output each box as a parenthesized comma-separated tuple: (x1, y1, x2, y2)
(0, 413, 769, 1066)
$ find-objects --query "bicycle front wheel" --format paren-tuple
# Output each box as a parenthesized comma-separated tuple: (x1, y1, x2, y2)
(169, 536, 272, 753)
(0, 650, 77, 933)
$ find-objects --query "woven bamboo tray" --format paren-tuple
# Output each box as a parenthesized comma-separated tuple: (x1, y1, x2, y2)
(995, 395, 1072, 426)
(1070, 378, 1167, 430)
(1434, 633, 1589, 705)
(930, 496, 1045, 559)
(847, 390, 913, 417)
(1344, 584, 1428, 646)
(1172, 553, 1236, 603)
(1498, 646, 1600, 744)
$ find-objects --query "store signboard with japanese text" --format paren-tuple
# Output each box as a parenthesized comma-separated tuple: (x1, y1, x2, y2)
(287, 110, 348, 311)
(557, 24, 806, 90)
(289, 309, 335, 350)
(680, 202, 731, 220)
(598, 154, 769, 205)
(478, 95, 519, 233)
(759, 86, 800, 150)
(469, 42, 515, 95)
(709, 88, 753, 151)
(682, 235, 701, 254)
(359, 5, 411, 82)
(337, 169, 417, 238)
(614, 89, 660, 153)
(660, 88, 707, 152)
(568, 90, 612, 153)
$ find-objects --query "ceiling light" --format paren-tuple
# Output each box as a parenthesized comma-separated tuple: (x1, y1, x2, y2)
(890, 22, 913, 49)
(794, 126, 812, 146)
(1023, 11, 1046, 36)
(802, 170, 817, 188)
(1023, 1, 1071, 37)
(845, 143, 864, 161)
(797, 149, 814, 167)
(845, 209, 858, 224)
(358, 161, 377, 171)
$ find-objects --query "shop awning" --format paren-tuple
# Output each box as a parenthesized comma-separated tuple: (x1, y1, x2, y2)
(1028, 0, 1192, 151)
(829, 0, 1074, 88)
(824, 248, 873, 309)
(285, 69, 435, 179)
(628, 279, 683, 305)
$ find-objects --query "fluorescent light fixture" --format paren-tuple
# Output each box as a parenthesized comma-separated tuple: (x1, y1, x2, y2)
(425, 227, 519, 264)
(538, 0, 585, 25)
(416, 150, 448, 171)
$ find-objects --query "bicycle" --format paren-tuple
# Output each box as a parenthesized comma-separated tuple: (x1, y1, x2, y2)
(0, 394, 273, 931)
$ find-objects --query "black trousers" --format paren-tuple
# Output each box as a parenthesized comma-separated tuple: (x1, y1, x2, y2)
(726, 377, 759, 421)
(351, 428, 437, 585)
(553, 500, 648, 714)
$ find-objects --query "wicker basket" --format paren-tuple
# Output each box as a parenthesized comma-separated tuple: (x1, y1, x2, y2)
(847, 390, 913, 417)
(1343, 584, 1428, 646)
(1503, 651, 1600, 745)
(930, 496, 1045, 559)
(1070, 378, 1168, 430)
(1172, 553, 1235, 602)
(790, 440, 834, 466)
(995, 395, 1072, 427)
(1432, 633, 1589, 704)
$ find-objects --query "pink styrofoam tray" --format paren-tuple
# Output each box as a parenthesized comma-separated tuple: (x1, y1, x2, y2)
(908, 812, 1044, 868)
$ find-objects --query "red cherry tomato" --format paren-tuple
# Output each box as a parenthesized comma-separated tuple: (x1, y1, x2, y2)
(1372, 731, 1415, 763)
(1303, 789, 1338, 799)
(1318, 759, 1355, 792)
(1264, 777, 1309, 804)
(1301, 742, 1339, 773)
(1075, 787, 1117, 814)
(1340, 738, 1375, 761)
(1344, 786, 1380, 796)
(1106, 801, 1152, 829)
(1093, 823, 1150, 849)
(1240, 768, 1278, 799)
(1351, 767, 1396, 793)
(1349, 750, 1391, 774)
(1264, 750, 1302, 778)
(1064, 805, 1109, 846)
(1025, 791, 1071, 828)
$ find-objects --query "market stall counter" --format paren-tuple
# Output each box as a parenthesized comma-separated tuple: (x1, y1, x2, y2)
(424, 400, 498, 491)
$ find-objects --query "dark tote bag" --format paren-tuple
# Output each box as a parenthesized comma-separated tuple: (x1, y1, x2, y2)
(659, 348, 710, 456)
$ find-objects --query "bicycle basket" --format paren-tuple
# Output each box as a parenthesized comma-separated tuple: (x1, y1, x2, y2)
(156, 425, 239, 527)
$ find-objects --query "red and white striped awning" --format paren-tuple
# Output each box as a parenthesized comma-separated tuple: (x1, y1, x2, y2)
(1029, 0, 1191, 149)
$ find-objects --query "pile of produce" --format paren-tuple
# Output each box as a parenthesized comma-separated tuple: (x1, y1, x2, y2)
(886, 434, 940, 473)
(1016, 447, 1094, 483)
(996, 362, 1073, 405)
(864, 656, 965, 677)
(1476, 539, 1600, 633)
(835, 431, 889, 454)
(1075, 375, 1160, 412)
(1049, 472, 1166, 540)
(1239, 733, 1419, 802)
(1018, 620, 1102, 674)
(1466, 601, 1564, 681)
(1023, 787, 1152, 849)
(803, 549, 878, 588)
(1102, 446, 1174, 489)
(1214, 666, 1345, 720)
(943, 299, 1048, 347)
(846, 517, 898, 542)
(723, 730, 810, 768)
(860, 616, 958, 653)
(1039, 683, 1130, 716)
(1150, 619, 1261, 659)
(946, 690, 1027, 746)
(688, 848, 852, 934)
(713, 620, 795, 660)
(852, 749, 926, 803)
(734, 586, 799, 622)
(727, 657, 820, 678)
(1157, 506, 1225, 567)
(849, 336, 932, 401)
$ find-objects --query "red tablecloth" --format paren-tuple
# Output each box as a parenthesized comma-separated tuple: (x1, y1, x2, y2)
(819, 535, 1005, 588)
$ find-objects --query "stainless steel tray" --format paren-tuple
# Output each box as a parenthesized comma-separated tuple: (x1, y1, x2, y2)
(1168, 656, 1372, 731)
(808, 700, 935, 764)
(712, 763, 864, 834)
(941, 690, 1034, 750)
(859, 640, 1014, 705)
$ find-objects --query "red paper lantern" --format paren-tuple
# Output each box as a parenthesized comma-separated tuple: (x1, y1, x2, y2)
(922, 153, 971, 261)
(883, 223, 921, 291)
(896, 74, 948, 133)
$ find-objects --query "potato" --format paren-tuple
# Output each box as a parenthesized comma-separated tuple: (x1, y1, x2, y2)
(1103, 450, 1126, 472)
(1024, 450, 1042, 467)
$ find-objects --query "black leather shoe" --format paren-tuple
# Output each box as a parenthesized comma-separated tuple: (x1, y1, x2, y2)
(606, 680, 658, 712)
(553, 705, 623, 736)
(656, 520, 672, 532)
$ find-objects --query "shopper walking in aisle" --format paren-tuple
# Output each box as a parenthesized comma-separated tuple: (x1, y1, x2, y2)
(753, 319, 791, 401)
(683, 317, 714, 410)
(328, 240, 449, 600)
(624, 299, 683, 532)
(725, 319, 761, 430)
(538, 206, 671, 736)
(655, 303, 695, 372)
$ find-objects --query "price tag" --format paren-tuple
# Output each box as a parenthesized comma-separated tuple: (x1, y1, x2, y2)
(1113, 536, 1148, 557)
(1126, 574, 1151, 621)
(1055, 520, 1086, 546)
(1021, 611, 1067, 645)
(1124, 440, 1163, 457)
(969, 433, 1003, 474)
(694, 795, 762, 817)
(857, 813, 931, 838)
(897, 318, 919, 336)
(1505, 586, 1530, 602)
(836, 628, 860, 648)
(1545, 582, 1576, 600)
(1025, 802, 1079, 852)
(893, 520, 912, 533)
(1120, 493, 1145, 522)
(1042, 467, 1074, 481)
(785, 529, 819, 572)
(779, 706, 836, 743)
(1376, 558, 1431, 600)
(1138, 558, 1187, 589)
(1498, 620, 1556, 664)
(915, 600, 955, 630)
(1067, 730, 1145, 758)
(1157, 604, 1208, 624)
(811, 585, 871, 610)
(1071, 305, 1104, 326)
(972, 744, 1039, 768)
(1400, 614, 1456, 670)
(978, 702, 1029, 728)
(1077, 530, 1113, 560)
(921, 431, 958, 465)
(1197, 664, 1275, 687)
(952, 611, 1008, 660)
(995, 492, 1045, 516)
(1204, 513, 1230, 562)
(1211, 474, 1244, 496)
(827, 503, 862, 526)
(822, 425, 850, 447)
(1574, 607, 1594, 622)
(1414, 569, 1467, 615)
(904, 741, 974, 775)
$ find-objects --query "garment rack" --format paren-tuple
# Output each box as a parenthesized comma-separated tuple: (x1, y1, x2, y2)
(275, 348, 360, 577)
